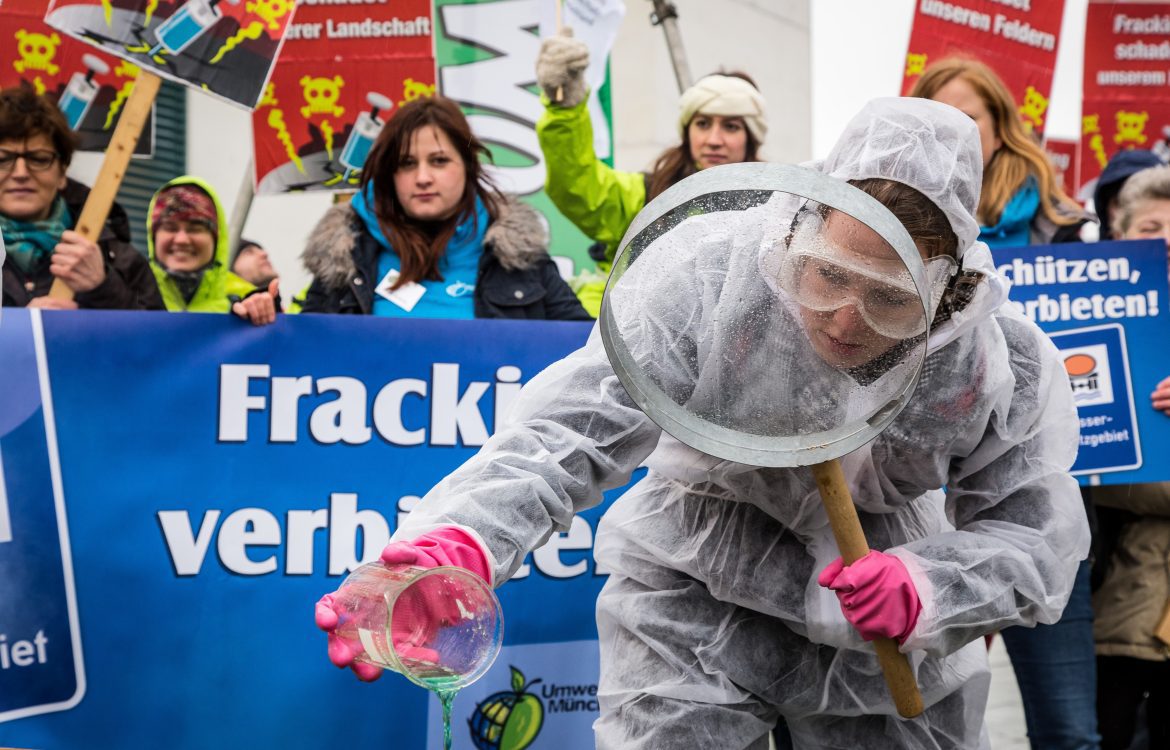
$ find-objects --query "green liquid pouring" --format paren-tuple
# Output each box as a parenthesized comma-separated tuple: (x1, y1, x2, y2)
(422, 674, 462, 750)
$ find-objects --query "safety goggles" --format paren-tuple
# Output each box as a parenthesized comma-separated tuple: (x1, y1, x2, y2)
(776, 214, 957, 340)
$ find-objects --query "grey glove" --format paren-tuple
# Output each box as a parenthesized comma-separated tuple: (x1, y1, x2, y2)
(535, 27, 589, 108)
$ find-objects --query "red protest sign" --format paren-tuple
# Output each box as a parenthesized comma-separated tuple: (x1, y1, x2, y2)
(1044, 137, 1081, 202)
(1080, 100, 1170, 188)
(43, 0, 296, 109)
(1079, 1, 1170, 191)
(252, 0, 435, 193)
(3, 0, 153, 155)
(901, 0, 1067, 135)
(1083, 1, 1170, 102)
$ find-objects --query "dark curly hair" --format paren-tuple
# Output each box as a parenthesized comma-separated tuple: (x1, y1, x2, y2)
(0, 86, 77, 167)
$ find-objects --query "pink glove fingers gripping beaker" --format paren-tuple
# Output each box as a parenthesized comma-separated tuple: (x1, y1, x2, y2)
(330, 562, 502, 691)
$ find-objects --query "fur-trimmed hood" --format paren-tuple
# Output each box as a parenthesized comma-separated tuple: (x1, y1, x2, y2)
(302, 194, 550, 291)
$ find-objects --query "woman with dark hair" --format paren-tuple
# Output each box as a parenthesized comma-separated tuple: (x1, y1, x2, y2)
(300, 96, 590, 321)
(0, 86, 162, 310)
(534, 28, 767, 316)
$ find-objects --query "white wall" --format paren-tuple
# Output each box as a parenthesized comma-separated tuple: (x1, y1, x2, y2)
(609, 0, 811, 172)
(70, 2, 812, 297)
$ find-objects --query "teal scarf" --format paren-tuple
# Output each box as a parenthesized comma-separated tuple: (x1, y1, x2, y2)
(0, 198, 72, 274)
(979, 177, 1040, 250)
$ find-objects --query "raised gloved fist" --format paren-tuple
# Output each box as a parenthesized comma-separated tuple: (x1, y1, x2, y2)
(818, 550, 922, 643)
(535, 27, 589, 108)
(314, 526, 493, 682)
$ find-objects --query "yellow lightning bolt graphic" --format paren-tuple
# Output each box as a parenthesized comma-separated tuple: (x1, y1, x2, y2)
(268, 109, 304, 173)
(144, 0, 160, 26)
(100, 0, 113, 26)
(33, 76, 46, 95)
(209, 22, 264, 65)
(259, 86, 304, 173)
(104, 82, 134, 129)
(320, 119, 335, 159)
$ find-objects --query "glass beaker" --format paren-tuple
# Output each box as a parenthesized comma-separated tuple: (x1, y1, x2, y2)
(331, 562, 503, 691)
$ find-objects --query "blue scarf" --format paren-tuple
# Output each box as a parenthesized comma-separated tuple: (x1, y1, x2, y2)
(979, 177, 1040, 250)
(0, 197, 72, 274)
(351, 184, 486, 319)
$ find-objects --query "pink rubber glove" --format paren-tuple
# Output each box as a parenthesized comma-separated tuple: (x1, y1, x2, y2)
(315, 526, 492, 682)
(315, 592, 384, 682)
(817, 550, 922, 643)
(379, 526, 493, 584)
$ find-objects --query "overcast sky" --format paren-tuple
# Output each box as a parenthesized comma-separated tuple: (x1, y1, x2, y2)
(811, 0, 1090, 157)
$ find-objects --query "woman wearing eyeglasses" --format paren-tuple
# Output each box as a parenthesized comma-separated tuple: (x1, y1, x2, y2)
(0, 86, 164, 310)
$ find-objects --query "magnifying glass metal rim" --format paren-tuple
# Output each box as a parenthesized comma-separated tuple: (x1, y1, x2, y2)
(599, 162, 934, 468)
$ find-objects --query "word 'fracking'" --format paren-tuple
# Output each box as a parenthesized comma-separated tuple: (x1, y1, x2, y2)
(218, 363, 523, 446)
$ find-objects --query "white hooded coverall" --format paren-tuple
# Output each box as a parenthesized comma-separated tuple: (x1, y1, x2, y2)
(395, 98, 1090, 749)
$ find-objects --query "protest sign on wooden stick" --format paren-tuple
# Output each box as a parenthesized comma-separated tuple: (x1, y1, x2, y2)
(49, 71, 160, 300)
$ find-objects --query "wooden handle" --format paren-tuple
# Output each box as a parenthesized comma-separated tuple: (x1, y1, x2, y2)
(49, 72, 162, 300)
(811, 459, 925, 719)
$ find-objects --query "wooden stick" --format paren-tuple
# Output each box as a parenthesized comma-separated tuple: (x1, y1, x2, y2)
(48, 72, 162, 300)
(811, 458, 925, 719)
(554, 0, 564, 103)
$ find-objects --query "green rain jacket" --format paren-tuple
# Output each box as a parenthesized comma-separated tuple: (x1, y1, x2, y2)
(147, 176, 257, 312)
(536, 95, 646, 317)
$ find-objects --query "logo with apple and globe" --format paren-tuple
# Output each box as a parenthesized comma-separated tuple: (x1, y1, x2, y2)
(467, 666, 544, 750)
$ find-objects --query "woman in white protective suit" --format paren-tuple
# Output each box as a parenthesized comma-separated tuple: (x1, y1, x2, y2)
(315, 97, 1090, 749)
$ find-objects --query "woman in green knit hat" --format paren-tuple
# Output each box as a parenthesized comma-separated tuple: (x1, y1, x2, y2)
(147, 176, 278, 325)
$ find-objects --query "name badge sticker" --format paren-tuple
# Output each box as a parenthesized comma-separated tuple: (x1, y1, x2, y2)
(375, 269, 426, 312)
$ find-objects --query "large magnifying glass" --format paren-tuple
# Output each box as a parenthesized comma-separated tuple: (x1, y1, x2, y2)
(599, 161, 950, 718)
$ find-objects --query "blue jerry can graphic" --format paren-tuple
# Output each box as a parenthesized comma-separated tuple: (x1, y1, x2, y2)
(0, 310, 85, 722)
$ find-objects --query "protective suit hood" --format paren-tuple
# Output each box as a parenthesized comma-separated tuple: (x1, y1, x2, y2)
(823, 97, 983, 260)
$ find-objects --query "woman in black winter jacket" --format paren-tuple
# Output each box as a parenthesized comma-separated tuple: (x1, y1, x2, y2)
(0, 86, 163, 310)
(300, 96, 590, 322)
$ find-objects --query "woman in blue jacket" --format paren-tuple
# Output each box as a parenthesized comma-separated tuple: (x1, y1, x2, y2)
(300, 96, 590, 322)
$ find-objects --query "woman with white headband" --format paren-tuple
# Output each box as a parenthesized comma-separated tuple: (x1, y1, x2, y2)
(534, 28, 768, 316)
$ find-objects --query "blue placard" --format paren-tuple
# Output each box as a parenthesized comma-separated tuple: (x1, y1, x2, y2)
(996, 239, 1170, 485)
(0, 312, 84, 724)
(0, 309, 614, 750)
(1049, 324, 1141, 475)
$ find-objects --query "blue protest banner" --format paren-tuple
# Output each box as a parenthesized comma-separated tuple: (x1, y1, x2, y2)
(996, 239, 1170, 485)
(0, 309, 608, 749)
